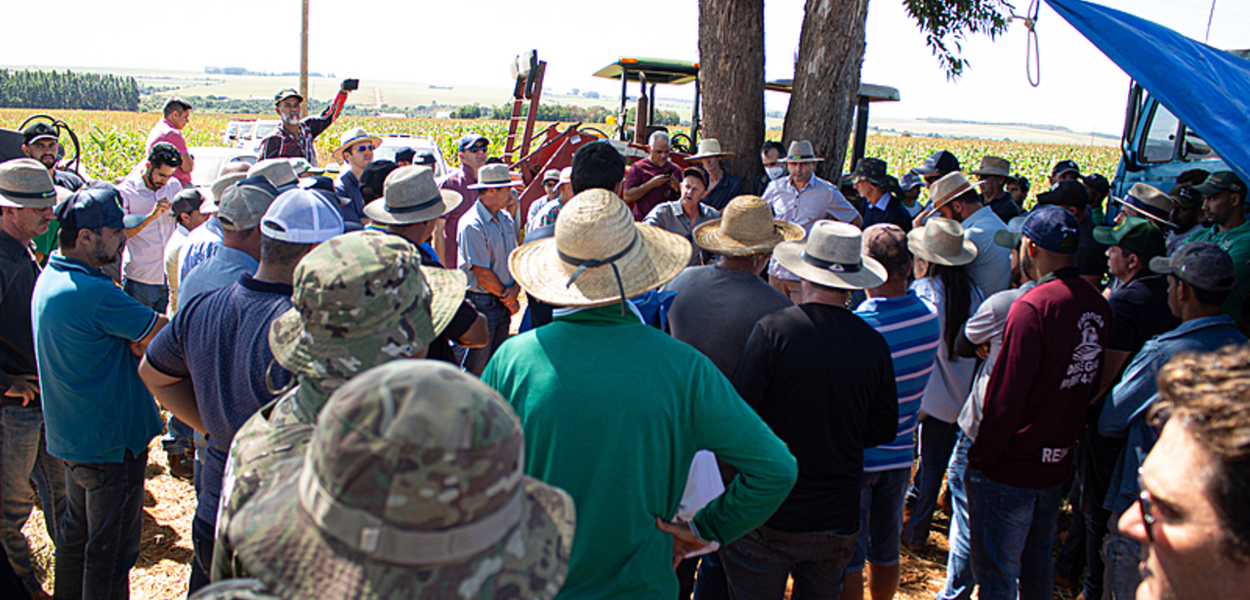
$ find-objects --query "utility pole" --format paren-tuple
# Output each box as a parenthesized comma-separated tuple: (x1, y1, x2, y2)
(300, 0, 310, 117)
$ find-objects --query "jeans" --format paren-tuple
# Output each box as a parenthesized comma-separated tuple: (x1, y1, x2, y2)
(56, 449, 148, 600)
(693, 551, 731, 600)
(1103, 512, 1143, 600)
(848, 468, 910, 571)
(462, 292, 510, 374)
(938, 431, 974, 600)
(123, 279, 168, 314)
(0, 406, 65, 594)
(721, 525, 859, 599)
(966, 469, 1063, 600)
(188, 516, 214, 594)
(902, 417, 958, 547)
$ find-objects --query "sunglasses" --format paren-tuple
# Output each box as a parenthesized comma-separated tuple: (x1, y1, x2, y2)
(1137, 472, 1222, 543)
(354, 144, 375, 152)
(465, 145, 489, 153)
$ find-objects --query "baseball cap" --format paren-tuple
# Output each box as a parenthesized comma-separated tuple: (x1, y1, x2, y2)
(22, 122, 58, 145)
(682, 166, 708, 187)
(912, 150, 960, 176)
(414, 151, 436, 167)
(359, 160, 399, 202)
(55, 185, 146, 231)
(993, 215, 1029, 249)
(899, 171, 923, 191)
(542, 168, 561, 184)
(1051, 160, 1081, 178)
(1149, 241, 1237, 292)
(457, 133, 489, 152)
(207, 173, 248, 214)
(260, 189, 345, 244)
(394, 147, 416, 164)
(1192, 171, 1246, 197)
(297, 175, 339, 207)
(218, 176, 280, 231)
(1092, 216, 1166, 261)
(1169, 184, 1202, 210)
(1021, 205, 1080, 254)
(274, 89, 303, 105)
(1082, 173, 1110, 198)
(1036, 180, 1090, 208)
(248, 159, 300, 190)
(171, 189, 206, 217)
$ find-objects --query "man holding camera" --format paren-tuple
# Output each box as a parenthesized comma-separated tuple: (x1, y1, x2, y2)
(259, 79, 358, 167)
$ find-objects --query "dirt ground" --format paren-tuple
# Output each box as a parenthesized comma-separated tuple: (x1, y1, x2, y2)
(19, 441, 1087, 599)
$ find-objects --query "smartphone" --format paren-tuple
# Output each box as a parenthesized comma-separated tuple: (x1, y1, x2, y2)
(342, 79, 360, 91)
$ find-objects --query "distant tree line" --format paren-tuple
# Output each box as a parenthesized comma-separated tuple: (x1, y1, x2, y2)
(0, 69, 139, 111)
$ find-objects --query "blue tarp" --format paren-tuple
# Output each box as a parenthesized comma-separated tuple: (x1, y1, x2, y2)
(1046, 0, 1250, 183)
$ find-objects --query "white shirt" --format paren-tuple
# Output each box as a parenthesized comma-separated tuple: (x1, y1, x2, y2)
(118, 171, 182, 285)
(762, 175, 859, 280)
(960, 205, 1013, 298)
(163, 224, 190, 316)
(912, 276, 985, 424)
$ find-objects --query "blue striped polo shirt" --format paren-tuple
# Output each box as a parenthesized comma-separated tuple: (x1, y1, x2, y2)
(855, 291, 940, 472)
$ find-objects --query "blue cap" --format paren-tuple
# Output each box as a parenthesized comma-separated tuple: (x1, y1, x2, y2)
(457, 133, 488, 152)
(54, 185, 146, 231)
(1021, 206, 1080, 254)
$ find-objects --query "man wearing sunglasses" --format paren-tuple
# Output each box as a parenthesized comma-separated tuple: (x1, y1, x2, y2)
(1098, 241, 1246, 599)
(435, 133, 490, 268)
(330, 127, 381, 225)
(1115, 343, 1250, 600)
(259, 79, 357, 166)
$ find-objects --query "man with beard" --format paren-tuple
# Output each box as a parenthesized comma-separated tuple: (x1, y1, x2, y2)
(31, 184, 168, 599)
(22, 122, 85, 265)
(258, 80, 357, 166)
(118, 142, 184, 312)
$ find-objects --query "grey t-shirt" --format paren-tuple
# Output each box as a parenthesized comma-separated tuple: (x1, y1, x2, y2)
(958, 280, 1037, 440)
(663, 264, 793, 377)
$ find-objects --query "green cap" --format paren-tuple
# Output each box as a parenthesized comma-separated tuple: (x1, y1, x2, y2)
(1092, 215, 1166, 263)
(268, 231, 466, 380)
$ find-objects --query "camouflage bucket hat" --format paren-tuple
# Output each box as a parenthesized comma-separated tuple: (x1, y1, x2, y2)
(269, 231, 466, 380)
(229, 360, 575, 600)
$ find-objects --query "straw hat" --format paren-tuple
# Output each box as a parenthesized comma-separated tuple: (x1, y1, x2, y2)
(228, 360, 574, 600)
(0, 158, 69, 208)
(687, 138, 735, 161)
(693, 195, 804, 256)
(907, 217, 978, 266)
(363, 166, 462, 225)
(509, 189, 691, 307)
(773, 221, 887, 289)
(248, 158, 300, 189)
(331, 127, 383, 162)
(779, 140, 824, 163)
(969, 156, 1011, 178)
(467, 163, 523, 190)
(928, 171, 981, 210)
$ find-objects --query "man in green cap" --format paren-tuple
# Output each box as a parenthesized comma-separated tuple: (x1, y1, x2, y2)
(1186, 171, 1250, 331)
(212, 230, 467, 580)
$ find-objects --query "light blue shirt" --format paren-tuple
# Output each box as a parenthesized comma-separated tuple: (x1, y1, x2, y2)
(458, 200, 518, 294)
(178, 246, 259, 308)
(762, 175, 860, 281)
(1099, 315, 1245, 513)
(960, 205, 1012, 297)
(32, 253, 163, 463)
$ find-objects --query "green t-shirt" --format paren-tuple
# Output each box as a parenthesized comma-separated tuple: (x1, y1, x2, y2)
(482, 304, 796, 600)
(31, 219, 59, 266)
(1188, 221, 1250, 328)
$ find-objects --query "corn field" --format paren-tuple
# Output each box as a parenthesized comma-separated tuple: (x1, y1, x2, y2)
(0, 109, 1119, 206)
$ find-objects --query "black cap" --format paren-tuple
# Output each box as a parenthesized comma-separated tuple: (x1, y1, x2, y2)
(274, 89, 304, 105)
(56, 185, 146, 230)
(912, 150, 960, 176)
(1052, 160, 1081, 178)
(171, 189, 205, 217)
(297, 175, 339, 207)
(1193, 171, 1246, 197)
(1036, 179, 1090, 208)
(1082, 173, 1109, 199)
(394, 148, 417, 164)
(1169, 184, 1203, 209)
(414, 152, 436, 167)
(23, 122, 58, 145)
(682, 167, 708, 187)
(359, 160, 399, 202)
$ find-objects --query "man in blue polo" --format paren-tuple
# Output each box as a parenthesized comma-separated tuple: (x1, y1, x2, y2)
(458, 162, 522, 374)
(32, 184, 169, 599)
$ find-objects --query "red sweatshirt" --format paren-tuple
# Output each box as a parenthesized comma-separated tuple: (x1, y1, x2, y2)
(968, 267, 1111, 489)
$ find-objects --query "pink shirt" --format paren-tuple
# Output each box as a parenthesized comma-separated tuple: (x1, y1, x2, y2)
(146, 119, 192, 186)
(437, 166, 479, 269)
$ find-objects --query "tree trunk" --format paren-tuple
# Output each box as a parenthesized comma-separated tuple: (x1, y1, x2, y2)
(699, 0, 765, 185)
(783, 0, 868, 183)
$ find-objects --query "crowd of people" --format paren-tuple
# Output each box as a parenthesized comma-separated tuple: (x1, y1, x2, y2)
(0, 82, 1248, 600)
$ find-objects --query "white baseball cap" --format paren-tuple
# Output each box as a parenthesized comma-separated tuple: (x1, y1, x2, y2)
(260, 189, 345, 244)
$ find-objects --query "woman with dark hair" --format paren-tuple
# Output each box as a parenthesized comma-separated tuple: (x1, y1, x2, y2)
(901, 217, 985, 549)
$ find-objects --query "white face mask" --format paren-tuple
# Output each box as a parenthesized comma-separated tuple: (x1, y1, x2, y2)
(766, 165, 785, 180)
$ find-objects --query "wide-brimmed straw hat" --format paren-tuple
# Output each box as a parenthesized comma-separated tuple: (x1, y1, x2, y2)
(228, 359, 575, 600)
(779, 140, 824, 163)
(907, 217, 978, 266)
(928, 171, 981, 210)
(969, 156, 1011, 178)
(269, 231, 465, 380)
(693, 195, 804, 256)
(774, 221, 887, 289)
(687, 138, 735, 161)
(467, 163, 523, 190)
(363, 166, 462, 225)
(509, 189, 690, 307)
(0, 158, 70, 208)
(331, 128, 383, 162)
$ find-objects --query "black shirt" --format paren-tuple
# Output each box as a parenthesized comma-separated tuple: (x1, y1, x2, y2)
(1106, 272, 1180, 355)
(988, 193, 1020, 223)
(415, 243, 481, 364)
(0, 229, 39, 402)
(1077, 214, 1109, 281)
(732, 303, 898, 533)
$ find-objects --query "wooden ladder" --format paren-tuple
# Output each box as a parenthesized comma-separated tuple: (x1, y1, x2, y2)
(503, 59, 546, 163)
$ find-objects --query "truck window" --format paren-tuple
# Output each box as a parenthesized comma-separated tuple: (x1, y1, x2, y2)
(1140, 100, 1180, 163)
(1181, 125, 1217, 161)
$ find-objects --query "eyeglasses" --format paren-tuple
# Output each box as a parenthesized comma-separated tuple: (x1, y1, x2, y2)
(466, 145, 489, 153)
(355, 144, 375, 152)
(1137, 474, 1223, 543)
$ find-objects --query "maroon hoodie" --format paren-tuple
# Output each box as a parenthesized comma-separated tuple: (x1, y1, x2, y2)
(968, 267, 1111, 489)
